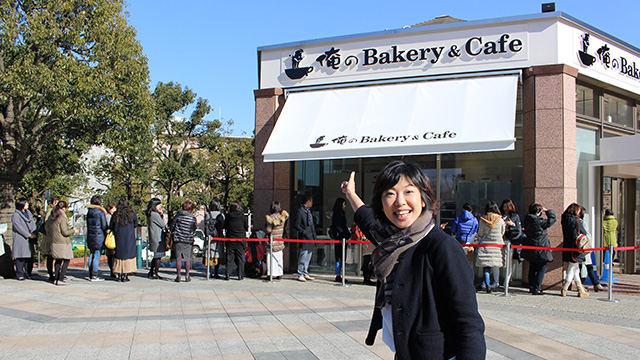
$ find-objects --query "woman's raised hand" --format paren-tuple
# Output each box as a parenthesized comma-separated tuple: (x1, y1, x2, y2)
(341, 171, 364, 212)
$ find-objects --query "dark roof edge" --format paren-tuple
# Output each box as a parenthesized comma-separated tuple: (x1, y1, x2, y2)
(258, 11, 640, 56)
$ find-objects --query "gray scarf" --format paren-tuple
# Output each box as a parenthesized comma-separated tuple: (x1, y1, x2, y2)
(372, 213, 435, 308)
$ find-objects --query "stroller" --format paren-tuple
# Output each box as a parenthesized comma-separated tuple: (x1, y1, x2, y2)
(244, 231, 267, 278)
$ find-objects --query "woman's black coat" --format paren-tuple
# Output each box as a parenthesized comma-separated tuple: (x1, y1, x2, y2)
(110, 212, 138, 260)
(224, 210, 247, 250)
(86, 206, 108, 251)
(522, 210, 556, 263)
(355, 207, 486, 359)
(561, 213, 585, 263)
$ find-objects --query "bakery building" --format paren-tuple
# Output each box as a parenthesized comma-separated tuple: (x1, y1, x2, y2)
(254, 9, 640, 286)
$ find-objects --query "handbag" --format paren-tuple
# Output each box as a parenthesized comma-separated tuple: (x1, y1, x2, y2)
(105, 231, 116, 249)
(165, 231, 174, 250)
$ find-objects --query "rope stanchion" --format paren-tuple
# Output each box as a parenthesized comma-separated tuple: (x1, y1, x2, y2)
(268, 234, 273, 283)
(206, 235, 211, 280)
(337, 237, 349, 288)
(502, 242, 512, 297)
(599, 244, 620, 303)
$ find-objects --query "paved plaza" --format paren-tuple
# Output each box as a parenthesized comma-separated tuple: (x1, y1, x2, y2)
(1, 267, 640, 360)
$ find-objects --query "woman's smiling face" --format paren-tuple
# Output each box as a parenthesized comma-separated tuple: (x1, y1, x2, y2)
(381, 175, 425, 229)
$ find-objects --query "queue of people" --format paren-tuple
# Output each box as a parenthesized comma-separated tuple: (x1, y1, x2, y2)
(2, 176, 621, 318)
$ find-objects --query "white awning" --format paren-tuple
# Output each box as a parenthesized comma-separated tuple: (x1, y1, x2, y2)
(262, 75, 519, 162)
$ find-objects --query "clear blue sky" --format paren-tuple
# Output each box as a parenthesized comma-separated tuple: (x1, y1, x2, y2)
(126, 1, 639, 136)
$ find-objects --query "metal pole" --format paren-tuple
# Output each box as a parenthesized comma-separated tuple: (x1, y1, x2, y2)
(269, 234, 273, 282)
(339, 238, 349, 287)
(145, 235, 149, 268)
(83, 236, 87, 269)
(503, 242, 512, 297)
(599, 245, 620, 303)
(206, 235, 211, 280)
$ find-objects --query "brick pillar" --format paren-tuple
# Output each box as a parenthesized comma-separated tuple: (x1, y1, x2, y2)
(522, 64, 579, 289)
(254, 88, 293, 270)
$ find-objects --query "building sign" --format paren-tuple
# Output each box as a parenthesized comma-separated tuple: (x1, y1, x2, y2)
(276, 28, 530, 83)
(577, 32, 640, 82)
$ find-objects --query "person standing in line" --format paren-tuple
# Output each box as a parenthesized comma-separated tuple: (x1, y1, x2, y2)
(110, 198, 138, 283)
(86, 195, 108, 282)
(264, 201, 289, 280)
(295, 195, 316, 282)
(146, 198, 167, 279)
(331, 198, 351, 283)
(501, 199, 523, 287)
(451, 203, 478, 263)
(475, 201, 505, 294)
(169, 200, 197, 282)
(105, 203, 117, 278)
(12, 199, 37, 280)
(39, 198, 60, 282)
(204, 200, 225, 279)
(602, 209, 619, 260)
(522, 203, 556, 295)
(579, 206, 604, 292)
(560, 203, 589, 297)
(451, 203, 479, 244)
(224, 201, 248, 281)
(46, 201, 78, 285)
(340, 162, 486, 358)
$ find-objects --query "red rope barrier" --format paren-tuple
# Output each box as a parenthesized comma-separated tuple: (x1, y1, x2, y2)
(208, 236, 640, 253)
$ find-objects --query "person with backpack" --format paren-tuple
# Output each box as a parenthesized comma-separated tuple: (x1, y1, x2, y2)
(204, 200, 225, 279)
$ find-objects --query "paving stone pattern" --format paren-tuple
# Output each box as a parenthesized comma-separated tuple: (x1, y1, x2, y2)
(1, 268, 640, 359)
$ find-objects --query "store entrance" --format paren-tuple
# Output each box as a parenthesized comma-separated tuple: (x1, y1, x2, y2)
(603, 177, 639, 274)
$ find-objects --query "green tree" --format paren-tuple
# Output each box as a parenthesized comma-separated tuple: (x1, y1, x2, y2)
(151, 82, 218, 216)
(0, 0, 150, 230)
(200, 120, 254, 211)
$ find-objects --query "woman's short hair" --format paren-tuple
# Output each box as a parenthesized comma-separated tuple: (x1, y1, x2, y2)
(15, 199, 28, 211)
(269, 201, 281, 214)
(485, 201, 500, 215)
(208, 199, 220, 212)
(182, 200, 195, 212)
(90, 195, 102, 206)
(500, 199, 516, 215)
(564, 203, 581, 216)
(371, 161, 436, 224)
(146, 198, 162, 217)
(462, 203, 473, 212)
(301, 195, 313, 206)
(332, 198, 346, 213)
(528, 203, 542, 215)
(229, 200, 242, 212)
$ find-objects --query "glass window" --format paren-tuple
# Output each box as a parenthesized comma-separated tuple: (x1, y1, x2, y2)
(440, 139, 524, 226)
(576, 127, 598, 208)
(603, 93, 633, 128)
(576, 85, 595, 117)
